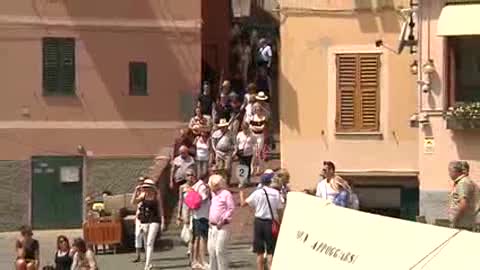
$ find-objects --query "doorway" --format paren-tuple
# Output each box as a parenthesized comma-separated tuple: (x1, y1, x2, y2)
(31, 156, 83, 229)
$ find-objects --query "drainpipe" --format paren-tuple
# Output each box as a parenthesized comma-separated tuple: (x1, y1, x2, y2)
(77, 145, 88, 223)
(417, 0, 423, 114)
(82, 154, 87, 222)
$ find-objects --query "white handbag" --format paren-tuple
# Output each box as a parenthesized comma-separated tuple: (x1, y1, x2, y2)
(180, 224, 192, 244)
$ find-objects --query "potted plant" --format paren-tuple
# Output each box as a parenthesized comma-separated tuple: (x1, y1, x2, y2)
(446, 102, 480, 129)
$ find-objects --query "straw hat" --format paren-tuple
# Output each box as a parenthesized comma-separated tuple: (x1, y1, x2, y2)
(217, 118, 229, 127)
(222, 80, 231, 87)
(256, 91, 268, 101)
(141, 179, 157, 189)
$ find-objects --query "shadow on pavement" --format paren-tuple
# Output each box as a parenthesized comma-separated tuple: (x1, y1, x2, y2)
(152, 256, 188, 262)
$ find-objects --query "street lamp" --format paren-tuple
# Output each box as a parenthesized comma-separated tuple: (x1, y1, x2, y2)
(417, 59, 436, 93)
(410, 60, 418, 75)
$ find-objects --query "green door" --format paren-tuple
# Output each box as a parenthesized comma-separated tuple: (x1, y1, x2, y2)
(32, 156, 83, 229)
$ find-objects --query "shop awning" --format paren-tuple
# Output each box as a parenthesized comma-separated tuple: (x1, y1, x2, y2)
(438, 4, 480, 36)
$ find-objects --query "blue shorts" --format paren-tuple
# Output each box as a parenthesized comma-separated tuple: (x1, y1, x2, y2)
(192, 218, 209, 239)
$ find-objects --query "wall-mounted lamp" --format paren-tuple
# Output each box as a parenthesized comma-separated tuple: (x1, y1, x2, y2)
(409, 113, 419, 128)
(417, 59, 436, 93)
(423, 59, 435, 74)
(410, 60, 418, 75)
(77, 145, 87, 155)
(418, 112, 430, 125)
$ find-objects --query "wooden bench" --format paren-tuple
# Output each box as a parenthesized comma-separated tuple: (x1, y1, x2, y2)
(83, 218, 122, 254)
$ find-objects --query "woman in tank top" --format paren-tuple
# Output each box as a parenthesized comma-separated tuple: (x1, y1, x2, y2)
(249, 103, 268, 175)
(54, 235, 73, 270)
(194, 131, 211, 179)
(133, 179, 166, 270)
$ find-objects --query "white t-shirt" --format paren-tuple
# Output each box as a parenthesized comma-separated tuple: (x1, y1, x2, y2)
(172, 155, 195, 182)
(195, 138, 210, 161)
(236, 131, 255, 156)
(212, 129, 235, 155)
(192, 180, 210, 219)
(259, 45, 272, 63)
(246, 186, 283, 220)
(315, 179, 339, 202)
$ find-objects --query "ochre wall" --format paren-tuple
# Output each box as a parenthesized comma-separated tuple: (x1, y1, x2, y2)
(279, 10, 418, 189)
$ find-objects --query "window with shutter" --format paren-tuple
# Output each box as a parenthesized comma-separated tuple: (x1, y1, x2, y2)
(42, 37, 75, 95)
(129, 62, 148, 96)
(336, 53, 380, 132)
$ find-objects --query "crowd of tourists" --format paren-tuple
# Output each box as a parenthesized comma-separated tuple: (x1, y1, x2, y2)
(173, 78, 273, 190)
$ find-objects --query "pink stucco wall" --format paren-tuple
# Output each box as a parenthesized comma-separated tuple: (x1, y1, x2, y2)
(418, 0, 480, 191)
(0, 0, 201, 159)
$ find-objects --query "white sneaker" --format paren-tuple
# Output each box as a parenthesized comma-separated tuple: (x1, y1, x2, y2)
(144, 264, 153, 270)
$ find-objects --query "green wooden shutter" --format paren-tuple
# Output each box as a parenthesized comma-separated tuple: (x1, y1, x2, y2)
(61, 38, 75, 93)
(43, 38, 60, 94)
(42, 38, 75, 95)
(129, 62, 148, 95)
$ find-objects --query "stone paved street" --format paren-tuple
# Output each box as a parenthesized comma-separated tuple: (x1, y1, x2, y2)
(0, 229, 255, 270)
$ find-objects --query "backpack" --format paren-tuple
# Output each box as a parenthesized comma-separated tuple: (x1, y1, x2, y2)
(333, 189, 360, 210)
(349, 192, 360, 210)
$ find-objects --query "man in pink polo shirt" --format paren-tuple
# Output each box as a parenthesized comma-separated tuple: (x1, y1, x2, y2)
(207, 174, 235, 270)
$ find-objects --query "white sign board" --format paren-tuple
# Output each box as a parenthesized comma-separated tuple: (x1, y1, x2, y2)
(60, 166, 80, 183)
(272, 193, 460, 270)
(424, 137, 435, 154)
(235, 164, 249, 183)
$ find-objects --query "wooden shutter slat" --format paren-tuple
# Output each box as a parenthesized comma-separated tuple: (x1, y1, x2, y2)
(43, 38, 59, 93)
(336, 54, 357, 130)
(359, 54, 380, 131)
(61, 38, 75, 93)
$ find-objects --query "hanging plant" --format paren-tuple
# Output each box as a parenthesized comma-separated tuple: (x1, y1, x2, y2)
(447, 102, 480, 120)
(446, 102, 480, 129)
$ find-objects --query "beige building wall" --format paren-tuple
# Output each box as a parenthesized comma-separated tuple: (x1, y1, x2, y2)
(279, 6, 417, 190)
(0, 0, 201, 159)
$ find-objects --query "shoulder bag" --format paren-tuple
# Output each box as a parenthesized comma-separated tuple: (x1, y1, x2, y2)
(263, 189, 281, 238)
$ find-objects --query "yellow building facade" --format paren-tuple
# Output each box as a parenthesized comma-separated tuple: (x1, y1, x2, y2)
(278, 0, 420, 218)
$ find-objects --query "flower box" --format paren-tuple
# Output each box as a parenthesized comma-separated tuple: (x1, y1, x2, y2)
(446, 118, 480, 130)
(446, 102, 480, 130)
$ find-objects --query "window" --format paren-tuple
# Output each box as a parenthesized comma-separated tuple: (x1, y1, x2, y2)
(446, 37, 480, 105)
(42, 37, 75, 95)
(129, 62, 148, 96)
(336, 53, 380, 132)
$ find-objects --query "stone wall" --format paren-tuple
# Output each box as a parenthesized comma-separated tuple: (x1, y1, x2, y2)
(86, 157, 153, 197)
(420, 190, 449, 224)
(0, 160, 30, 232)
